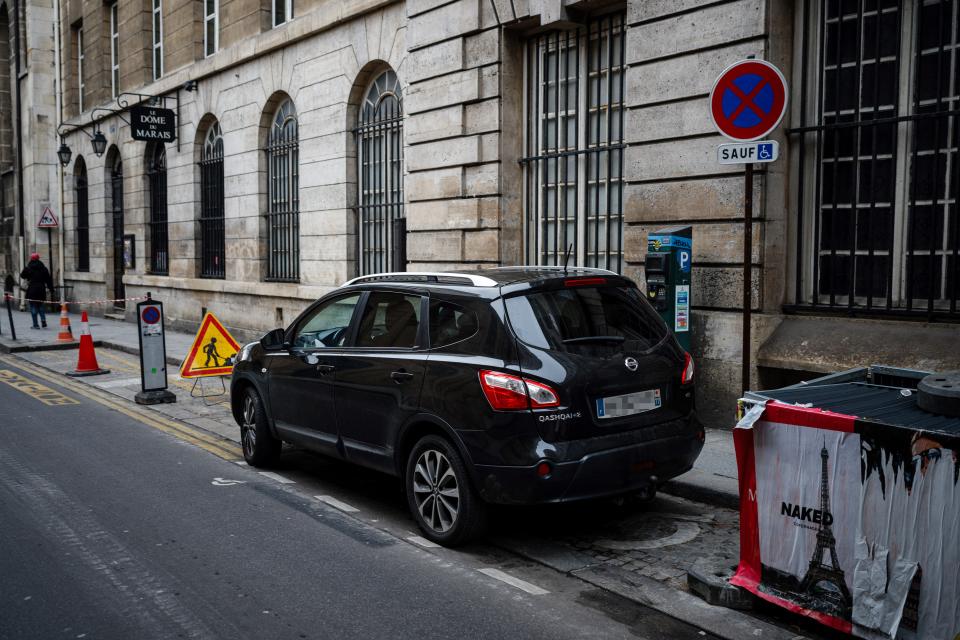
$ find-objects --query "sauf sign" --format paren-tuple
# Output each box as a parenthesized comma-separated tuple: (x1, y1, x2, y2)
(131, 105, 176, 142)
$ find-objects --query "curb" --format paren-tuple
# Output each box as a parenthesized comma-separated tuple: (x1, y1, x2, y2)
(101, 339, 184, 368)
(660, 477, 741, 511)
(497, 544, 808, 640)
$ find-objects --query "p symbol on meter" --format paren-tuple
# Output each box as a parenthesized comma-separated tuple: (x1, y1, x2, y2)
(677, 250, 691, 273)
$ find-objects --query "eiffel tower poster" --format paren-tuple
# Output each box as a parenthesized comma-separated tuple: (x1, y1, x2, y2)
(798, 441, 853, 617)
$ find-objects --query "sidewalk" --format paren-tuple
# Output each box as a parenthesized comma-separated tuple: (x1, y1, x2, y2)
(0, 304, 742, 510)
(0, 305, 195, 366)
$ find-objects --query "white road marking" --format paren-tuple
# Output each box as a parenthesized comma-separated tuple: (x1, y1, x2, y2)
(233, 461, 248, 466)
(258, 471, 295, 484)
(406, 535, 440, 549)
(314, 495, 359, 513)
(211, 478, 246, 486)
(477, 568, 549, 595)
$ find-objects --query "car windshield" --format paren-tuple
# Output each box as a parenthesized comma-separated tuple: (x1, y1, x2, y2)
(504, 285, 668, 353)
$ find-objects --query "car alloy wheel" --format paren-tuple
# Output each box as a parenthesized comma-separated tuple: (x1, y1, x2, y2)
(412, 449, 460, 533)
(241, 393, 257, 459)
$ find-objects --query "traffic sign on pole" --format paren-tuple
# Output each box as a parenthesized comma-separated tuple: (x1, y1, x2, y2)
(710, 59, 788, 142)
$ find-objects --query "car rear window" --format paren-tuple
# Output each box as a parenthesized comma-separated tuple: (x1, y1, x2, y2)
(504, 286, 669, 353)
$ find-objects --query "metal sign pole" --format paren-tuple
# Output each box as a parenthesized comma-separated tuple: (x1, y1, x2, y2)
(4, 293, 16, 340)
(742, 163, 754, 395)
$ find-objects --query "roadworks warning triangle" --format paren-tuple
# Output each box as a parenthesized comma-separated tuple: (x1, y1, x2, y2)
(180, 312, 242, 378)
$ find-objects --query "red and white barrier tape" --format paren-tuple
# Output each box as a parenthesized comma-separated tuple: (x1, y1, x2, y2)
(4, 293, 148, 305)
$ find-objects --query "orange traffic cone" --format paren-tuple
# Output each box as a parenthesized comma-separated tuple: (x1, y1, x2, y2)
(66, 311, 110, 377)
(57, 303, 74, 342)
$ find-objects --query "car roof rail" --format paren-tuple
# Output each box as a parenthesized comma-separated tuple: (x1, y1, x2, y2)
(341, 271, 499, 287)
(486, 265, 618, 276)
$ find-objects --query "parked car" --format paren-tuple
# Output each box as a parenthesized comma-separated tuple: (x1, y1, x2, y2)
(231, 268, 704, 545)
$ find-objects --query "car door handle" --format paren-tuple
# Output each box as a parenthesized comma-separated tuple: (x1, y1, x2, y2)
(390, 370, 414, 383)
(316, 364, 335, 375)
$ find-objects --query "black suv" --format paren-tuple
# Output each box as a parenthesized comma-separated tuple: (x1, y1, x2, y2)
(231, 268, 703, 545)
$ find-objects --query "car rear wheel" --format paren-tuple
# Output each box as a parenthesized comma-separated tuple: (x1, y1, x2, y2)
(405, 435, 485, 546)
(240, 387, 281, 468)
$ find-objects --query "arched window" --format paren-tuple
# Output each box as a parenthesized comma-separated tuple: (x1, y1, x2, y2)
(147, 143, 168, 275)
(200, 122, 224, 278)
(265, 99, 299, 282)
(74, 157, 89, 271)
(357, 69, 404, 275)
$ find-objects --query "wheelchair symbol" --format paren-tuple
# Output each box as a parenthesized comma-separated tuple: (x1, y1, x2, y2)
(757, 143, 773, 161)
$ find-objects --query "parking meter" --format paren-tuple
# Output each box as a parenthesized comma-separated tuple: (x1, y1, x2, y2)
(645, 226, 692, 351)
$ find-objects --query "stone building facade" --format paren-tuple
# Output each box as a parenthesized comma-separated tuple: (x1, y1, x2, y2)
(50, 0, 960, 428)
(0, 0, 59, 288)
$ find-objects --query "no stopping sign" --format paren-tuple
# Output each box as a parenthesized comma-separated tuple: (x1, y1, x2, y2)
(710, 59, 788, 142)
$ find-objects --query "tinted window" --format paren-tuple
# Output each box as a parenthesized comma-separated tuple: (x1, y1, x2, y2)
(356, 292, 422, 349)
(429, 300, 478, 348)
(291, 294, 361, 349)
(505, 286, 668, 352)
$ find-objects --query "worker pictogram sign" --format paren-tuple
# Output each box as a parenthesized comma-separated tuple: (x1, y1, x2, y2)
(710, 59, 788, 142)
(37, 206, 59, 228)
(180, 312, 241, 378)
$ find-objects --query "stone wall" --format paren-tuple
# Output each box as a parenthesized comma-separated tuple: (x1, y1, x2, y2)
(622, 0, 793, 428)
(60, 0, 407, 335)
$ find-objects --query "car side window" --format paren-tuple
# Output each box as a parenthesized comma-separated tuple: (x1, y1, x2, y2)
(291, 294, 362, 350)
(355, 291, 422, 349)
(429, 300, 478, 348)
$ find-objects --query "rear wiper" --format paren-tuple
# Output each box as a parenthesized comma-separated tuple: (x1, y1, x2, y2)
(562, 335, 625, 344)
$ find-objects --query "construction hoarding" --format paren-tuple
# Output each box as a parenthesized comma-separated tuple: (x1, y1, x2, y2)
(733, 401, 959, 639)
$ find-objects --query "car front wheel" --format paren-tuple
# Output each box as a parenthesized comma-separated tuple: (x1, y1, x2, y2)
(239, 387, 281, 468)
(405, 435, 486, 547)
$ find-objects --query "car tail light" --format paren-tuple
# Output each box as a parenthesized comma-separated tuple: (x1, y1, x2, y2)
(478, 370, 560, 411)
(564, 277, 607, 287)
(681, 352, 695, 385)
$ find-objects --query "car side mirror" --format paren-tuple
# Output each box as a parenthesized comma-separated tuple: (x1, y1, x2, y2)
(260, 328, 288, 352)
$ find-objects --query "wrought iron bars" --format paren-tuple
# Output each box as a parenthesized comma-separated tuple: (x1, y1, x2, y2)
(200, 122, 224, 278)
(521, 13, 625, 272)
(265, 99, 299, 282)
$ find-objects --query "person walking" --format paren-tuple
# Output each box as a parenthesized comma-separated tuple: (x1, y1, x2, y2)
(20, 253, 55, 329)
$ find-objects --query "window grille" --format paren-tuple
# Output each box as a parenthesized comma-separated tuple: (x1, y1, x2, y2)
(111, 157, 125, 306)
(152, 0, 163, 80)
(200, 122, 225, 278)
(75, 157, 89, 272)
(522, 13, 625, 272)
(204, 0, 217, 57)
(265, 99, 299, 282)
(109, 4, 118, 97)
(356, 69, 404, 275)
(790, 0, 960, 320)
(147, 144, 168, 275)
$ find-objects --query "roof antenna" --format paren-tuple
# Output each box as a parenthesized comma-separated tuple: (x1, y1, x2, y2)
(563, 244, 573, 274)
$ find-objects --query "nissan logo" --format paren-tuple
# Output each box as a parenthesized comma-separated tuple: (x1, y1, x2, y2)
(624, 357, 638, 372)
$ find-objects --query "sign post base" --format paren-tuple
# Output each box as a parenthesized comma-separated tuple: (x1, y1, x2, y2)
(135, 388, 177, 405)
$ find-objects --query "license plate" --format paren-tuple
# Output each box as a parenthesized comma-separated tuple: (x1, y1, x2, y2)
(595, 389, 661, 419)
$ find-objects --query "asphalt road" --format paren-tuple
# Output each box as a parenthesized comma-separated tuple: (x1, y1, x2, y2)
(0, 357, 718, 640)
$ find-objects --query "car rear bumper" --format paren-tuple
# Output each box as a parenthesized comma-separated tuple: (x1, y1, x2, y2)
(470, 414, 705, 505)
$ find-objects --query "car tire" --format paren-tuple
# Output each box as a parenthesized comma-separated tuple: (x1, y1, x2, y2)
(405, 435, 486, 547)
(239, 387, 281, 468)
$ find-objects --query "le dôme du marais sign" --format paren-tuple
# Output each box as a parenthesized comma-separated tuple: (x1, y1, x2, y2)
(131, 105, 176, 143)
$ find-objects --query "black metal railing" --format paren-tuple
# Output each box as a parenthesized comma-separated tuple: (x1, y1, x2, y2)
(200, 136, 225, 279)
(74, 159, 89, 272)
(265, 102, 299, 282)
(521, 12, 625, 272)
(147, 144, 168, 275)
(356, 69, 405, 276)
(788, 0, 960, 321)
